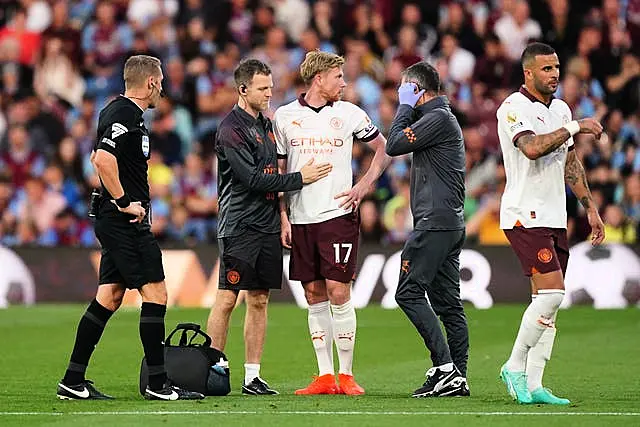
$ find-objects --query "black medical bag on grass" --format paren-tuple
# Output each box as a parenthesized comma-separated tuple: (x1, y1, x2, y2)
(139, 323, 231, 396)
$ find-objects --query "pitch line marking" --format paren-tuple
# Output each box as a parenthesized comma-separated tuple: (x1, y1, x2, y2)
(1, 411, 639, 417)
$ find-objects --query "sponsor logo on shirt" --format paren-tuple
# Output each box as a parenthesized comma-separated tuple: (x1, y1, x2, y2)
(101, 137, 116, 148)
(291, 137, 344, 147)
(111, 123, 128, 139)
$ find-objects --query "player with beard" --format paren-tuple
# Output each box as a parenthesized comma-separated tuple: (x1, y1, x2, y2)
(497, 43, 605, 404)
(274, 51, 391, 395)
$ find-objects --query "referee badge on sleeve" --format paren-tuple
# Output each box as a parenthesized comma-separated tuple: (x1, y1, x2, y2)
(142, 135, 150, 157)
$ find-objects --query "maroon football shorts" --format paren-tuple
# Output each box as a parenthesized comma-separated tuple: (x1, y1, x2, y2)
(290, 212, 359, 284)
(503, 226, 569, 277)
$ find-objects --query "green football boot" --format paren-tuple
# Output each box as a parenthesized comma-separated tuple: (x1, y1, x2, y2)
(530, 387, 571, 405)
(500, 364, 533, 404)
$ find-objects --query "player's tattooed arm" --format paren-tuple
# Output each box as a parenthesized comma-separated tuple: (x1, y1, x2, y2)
(514, 128, 571, 160)
(564, 149, 594, 210)
(565, 149, 606, 245)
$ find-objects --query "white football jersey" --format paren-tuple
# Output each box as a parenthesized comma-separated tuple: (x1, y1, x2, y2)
(274, 95, 379, 224)
(497, 87, 574, 230)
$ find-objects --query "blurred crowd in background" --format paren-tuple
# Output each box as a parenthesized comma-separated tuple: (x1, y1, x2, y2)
(0, 0, 638, 248)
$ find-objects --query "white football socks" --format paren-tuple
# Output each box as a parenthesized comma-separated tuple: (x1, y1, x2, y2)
(307, 301, 334, 376)
(526, 294, 558, 391)
(244, 363, 260, 385)
(331, 300, 357, 375)
(506, 290, 564, 372)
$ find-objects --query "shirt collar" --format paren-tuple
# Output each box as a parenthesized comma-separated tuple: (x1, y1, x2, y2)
(233, 104, 266, 127)
(298, 93, 333, 112)
(519, 86, 554, 108)
(120, 95, 145, 113)
(416, 95, 449, 113)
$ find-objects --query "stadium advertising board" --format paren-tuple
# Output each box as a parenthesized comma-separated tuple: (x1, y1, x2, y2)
(1, 243, 639, 309)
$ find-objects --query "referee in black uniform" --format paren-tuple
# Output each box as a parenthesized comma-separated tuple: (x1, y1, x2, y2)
(386, 61, 470, 398)
(57, 55, 203, 401)
(206, 59, 331, 395)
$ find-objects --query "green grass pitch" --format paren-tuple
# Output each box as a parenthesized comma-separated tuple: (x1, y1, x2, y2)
(0, 304, 638, 426)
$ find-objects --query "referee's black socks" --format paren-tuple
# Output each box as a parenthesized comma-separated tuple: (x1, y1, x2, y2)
(63, 299, 114, 385)
(140, 302, 167, 391)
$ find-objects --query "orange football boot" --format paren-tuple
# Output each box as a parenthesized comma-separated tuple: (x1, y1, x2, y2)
(294, 374, 339, 395)
(338, 374, 365, 395)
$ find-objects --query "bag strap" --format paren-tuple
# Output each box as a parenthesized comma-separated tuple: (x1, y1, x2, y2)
(165, 323, 212, 348)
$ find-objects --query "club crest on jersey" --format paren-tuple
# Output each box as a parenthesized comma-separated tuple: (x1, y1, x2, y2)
(142, 135, 149, 156)
(330, 117, 343, 129)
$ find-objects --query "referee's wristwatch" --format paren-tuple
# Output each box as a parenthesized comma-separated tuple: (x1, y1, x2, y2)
(115, 194, 131, 209)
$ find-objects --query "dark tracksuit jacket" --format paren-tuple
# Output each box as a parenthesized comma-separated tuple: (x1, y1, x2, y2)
(385, 96, 469, 376)
(216, 105, 303, 238)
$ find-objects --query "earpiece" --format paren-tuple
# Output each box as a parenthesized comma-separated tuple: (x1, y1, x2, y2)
(240, 85, 247, 95)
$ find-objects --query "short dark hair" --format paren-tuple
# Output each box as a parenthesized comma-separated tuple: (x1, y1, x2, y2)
(401, 61, 440, 95)
(521, 42, 556, 68)
(234, 59, 271, 89)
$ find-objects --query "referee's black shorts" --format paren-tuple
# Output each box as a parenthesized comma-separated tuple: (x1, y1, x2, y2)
(94, 207, 165, 289)
(218, 230, 282, 291)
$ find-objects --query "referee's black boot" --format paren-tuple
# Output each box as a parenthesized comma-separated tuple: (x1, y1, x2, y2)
(242, 377, 279, 395)
(57, 379, 114, 400)
(144, 383, 205, 401)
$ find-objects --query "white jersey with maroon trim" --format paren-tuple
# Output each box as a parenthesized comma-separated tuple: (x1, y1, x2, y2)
(497, 86, 574, 230)
(274, 95, 379, 224)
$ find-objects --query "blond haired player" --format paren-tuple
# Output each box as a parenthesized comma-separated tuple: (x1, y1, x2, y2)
(497, 42, 605, 405)
(274, 51, 391, 395)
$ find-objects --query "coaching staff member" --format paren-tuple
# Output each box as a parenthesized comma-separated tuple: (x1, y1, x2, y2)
(57, 55, 203, 401)
(386, 61, 469, 398)
(206, 59, 332, 395)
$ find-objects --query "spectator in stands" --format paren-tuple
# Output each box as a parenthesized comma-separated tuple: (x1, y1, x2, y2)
(439, 32, 476, 84)
(172, 152, 217, 242)
(388, 25, 423, 69)
(0, 8, 41, 67)
(33, 36, 86, 108)
(600, 204, 637, 244)
(81, 0, 133, 100)
(8, 175, 66, 236)
(473, 33, 514, 93)
(382, 177, 411, 245)
(0, 123, 45, 188)
(494, 0, 542, 61)
(39, 206, 94, 247)
(42, 1, 82, 65)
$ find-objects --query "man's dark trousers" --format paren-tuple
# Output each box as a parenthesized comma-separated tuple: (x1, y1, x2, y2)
(394, 228, 469, 377)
